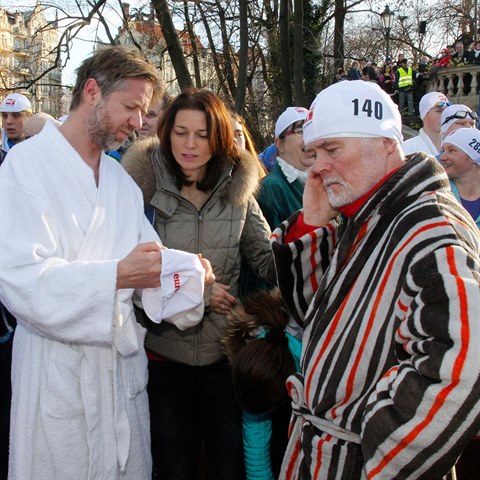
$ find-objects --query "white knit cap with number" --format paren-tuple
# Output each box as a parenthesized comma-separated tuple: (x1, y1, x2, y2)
(303, 81, 403, 146)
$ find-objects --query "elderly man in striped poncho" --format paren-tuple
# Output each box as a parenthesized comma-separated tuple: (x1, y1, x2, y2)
(272, 80, 480, 480)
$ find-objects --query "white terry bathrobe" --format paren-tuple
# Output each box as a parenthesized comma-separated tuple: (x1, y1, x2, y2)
(0, 122, 202, 479)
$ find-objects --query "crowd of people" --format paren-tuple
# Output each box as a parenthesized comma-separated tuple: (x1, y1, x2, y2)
(334, 54, 429, 116)
(336, 42, 480, 117)
(0, 44, 479, 480)
(433, 41, 480, 69)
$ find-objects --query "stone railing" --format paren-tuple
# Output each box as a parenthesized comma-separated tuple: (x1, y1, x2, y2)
(428, 64, 480, 108)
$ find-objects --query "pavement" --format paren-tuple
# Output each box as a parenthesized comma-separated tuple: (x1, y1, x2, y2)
(402, 124, 418, 140)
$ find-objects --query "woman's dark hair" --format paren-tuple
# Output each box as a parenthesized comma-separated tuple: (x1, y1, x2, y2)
(232, 332, 296, 415)
(225, 289, 297, 415)
(157, 88, 241, 192)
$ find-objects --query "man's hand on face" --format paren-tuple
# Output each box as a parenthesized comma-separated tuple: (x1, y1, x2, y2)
(303, 169, 339, 226)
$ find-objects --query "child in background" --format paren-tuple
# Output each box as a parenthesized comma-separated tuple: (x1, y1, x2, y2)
(223, 289, 302, 480)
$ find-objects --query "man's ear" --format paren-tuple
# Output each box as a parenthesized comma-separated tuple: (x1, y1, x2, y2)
(83, 78, 101, 105)
(275, 137, 283, 155)
(383, 137, 399, 154)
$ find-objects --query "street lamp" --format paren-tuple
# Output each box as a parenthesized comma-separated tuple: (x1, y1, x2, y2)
(380, 5, 395, 63)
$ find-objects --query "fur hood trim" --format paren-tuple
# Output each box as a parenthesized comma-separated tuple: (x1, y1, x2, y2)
(122, 137, 158, 206)
(222, 288, 289, 365)
(122, 137, 263, 206)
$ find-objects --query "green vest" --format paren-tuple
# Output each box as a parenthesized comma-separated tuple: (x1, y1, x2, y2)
(398, 67, 413, 88)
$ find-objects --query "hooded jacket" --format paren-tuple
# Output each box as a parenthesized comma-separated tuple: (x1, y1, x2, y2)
(223, 288, 302, 480)
(123, 138, 276, 365)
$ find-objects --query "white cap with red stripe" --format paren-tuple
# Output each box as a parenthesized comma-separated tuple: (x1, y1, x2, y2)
(0, 93, 32, 113)
(303, 81, 403, 147)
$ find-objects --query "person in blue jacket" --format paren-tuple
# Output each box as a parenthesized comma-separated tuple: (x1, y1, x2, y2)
(223, 289, 302, 480)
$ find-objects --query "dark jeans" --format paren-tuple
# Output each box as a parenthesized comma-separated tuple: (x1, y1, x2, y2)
(455, 438, 480, 479)
(398, 89, 414, 115)
(270, 402, 292, 478)
(0, 338, 12, 480)
(148, 360, 245, 480)
(0, 305, 15, 480)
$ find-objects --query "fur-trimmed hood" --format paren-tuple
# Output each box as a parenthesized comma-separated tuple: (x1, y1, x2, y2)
(222, 288, 289, 365)
(122, 137, 263, 206)
(122, 137, 160, 206)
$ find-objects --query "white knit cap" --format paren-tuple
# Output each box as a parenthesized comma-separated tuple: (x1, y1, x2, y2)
(142, 249, 205, 329)
(303, 81, 403, 147)
(440, 104, 473, 137)
(419, 92, 449, 120)
(275, 106, 309, 139)
(0, 93, 32, 113)
(442, 127, 480, 165)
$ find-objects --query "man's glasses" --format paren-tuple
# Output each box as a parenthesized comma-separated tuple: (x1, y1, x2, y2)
(281, 127, 303, 138)
(441, 110, 478, 125)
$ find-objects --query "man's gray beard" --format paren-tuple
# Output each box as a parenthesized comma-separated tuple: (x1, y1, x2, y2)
(325, 172, 380, 208)
(324, 139, 383, 208)
(325, 181, 357, 208)
(87, 103, 124, 151)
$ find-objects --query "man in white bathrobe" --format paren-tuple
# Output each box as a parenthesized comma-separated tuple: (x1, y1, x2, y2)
(402, 91, 450, 156)
(0, 46, 212, 480)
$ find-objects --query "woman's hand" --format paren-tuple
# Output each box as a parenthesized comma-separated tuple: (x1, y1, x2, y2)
(197, 254, 215, 286)
(210, 282, 236, 315)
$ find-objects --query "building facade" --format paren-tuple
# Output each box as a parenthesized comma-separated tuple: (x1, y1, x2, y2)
(0, 4, 62, 116)
(113, 3, 217, 96)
